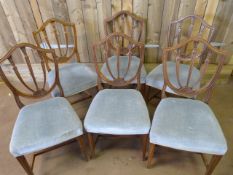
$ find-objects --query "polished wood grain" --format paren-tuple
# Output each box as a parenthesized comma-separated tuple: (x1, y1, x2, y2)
(0, 43, 63, 108)
(161, 36, 228, 103)
(90, 33, 148, 160)
(33, 18, 80, 70)
(93, 32, 145, 90)
(0, 43, 88, 175)
(167, 15, 215, 67)
(104, 10, 144, 43)
(33, 18, 93, 103)
(147, 37, 228, 175)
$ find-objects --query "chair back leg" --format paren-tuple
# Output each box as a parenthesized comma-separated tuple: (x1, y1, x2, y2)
(16, 156, 34, 175)
(141, 134, 148, 161)
(205, 155, 222, 175)
(147, 143, 156, 168)
(76, 135, 89, 161)
(87, 133, 95, 158)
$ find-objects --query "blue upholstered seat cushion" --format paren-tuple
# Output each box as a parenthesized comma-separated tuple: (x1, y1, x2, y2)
(84, 89, 150, 135)
(146, 61, 200, 93)
(48, 63, 97, 97)
(101, 56, 147, 84)
(10, 97, 83, 157)
(150, 98, 227, 155)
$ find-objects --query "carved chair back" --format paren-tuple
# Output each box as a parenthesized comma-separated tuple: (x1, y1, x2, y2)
(167, 15, 215, 66)
(104, 10, 144, 44)
(93, 33, 145, 90)
(162, 37, 227, 103)
(33, 18, 79, 71)
(0, 43, 63, 108)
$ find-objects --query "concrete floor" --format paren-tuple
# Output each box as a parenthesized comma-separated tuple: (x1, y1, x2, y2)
(0, 77, 233, 175)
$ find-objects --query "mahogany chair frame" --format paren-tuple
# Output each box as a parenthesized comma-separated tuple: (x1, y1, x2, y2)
(0, 43, 88, 175)
(33, 18, 93, 104)
(104, 11, 146, 94)
(167, 15, 215, 67)
(147, 37, 228, 175)
(88, 33, 148, 160)
(146, 15, 216, 102)
(104, 10, 145, 43)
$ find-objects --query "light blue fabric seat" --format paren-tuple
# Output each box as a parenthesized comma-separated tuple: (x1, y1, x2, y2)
(48, 63, 97, 97)
(84, 89, 150, 135)
(10, 97, 83, 157)
(146, 61, 200, 94)
(150, 97, 227, 155)
(101, 56, 147, 84)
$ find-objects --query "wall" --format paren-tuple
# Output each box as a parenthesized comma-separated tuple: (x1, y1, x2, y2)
(0, 0, 232, 63)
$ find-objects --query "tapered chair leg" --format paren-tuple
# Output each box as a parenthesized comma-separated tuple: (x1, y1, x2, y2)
(147, 143, 155, 168)
(145, 85, 150, 103)
(205, 155, 222, 175)
(141, 134, 148, 161)
(87, 133, 95, 158)
(16, 156, 33, 175)
(77, 135, 89, 161)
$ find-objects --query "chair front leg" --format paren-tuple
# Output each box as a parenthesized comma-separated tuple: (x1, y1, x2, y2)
(144, 85, 150, 103)
(205, 155, 222, 175)
(141, 134, 148, 161)
(76, 135, 89, 161)
(87, 133, 95, 158)
(147, 143, 155, 168)
(16, 156, 33, 175)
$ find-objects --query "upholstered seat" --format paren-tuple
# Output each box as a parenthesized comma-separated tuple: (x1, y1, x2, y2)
(146, 61, 200, 93)
(101, 56, 147, 84)
(84, 89, 150, 135)
(10, 97, 83, 157)
(150, 98, 227, 155)
(48, 63, 97, 97)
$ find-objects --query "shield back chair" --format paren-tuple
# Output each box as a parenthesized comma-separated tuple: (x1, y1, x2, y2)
(104, 10, 147, 88)
(84, 33, 151, 160)
(147, 37, 228, 175)
(0, 43, 87, 175)
(33, 18, 97, 104)
(146, 15, 215, 101)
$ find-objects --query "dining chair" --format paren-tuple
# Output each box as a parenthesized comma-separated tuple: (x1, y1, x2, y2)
(146, 15, 215, 100)
(104, 10, 147, 86)
(0, 43, 87, 175)
(147, 37, 228, 175)
(33, 18, 97, 104)
(84, 33, 150, 160)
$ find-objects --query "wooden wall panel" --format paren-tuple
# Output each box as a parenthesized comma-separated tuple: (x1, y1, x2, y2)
(146, 0, 165, 62)
(66, 0, 89, 62)
(122, 0, 132, 11)
(178, 0, 197, 18)
(0, 0, 38, 63)
(111, 0, 122, 15)
(82, 0, 102, 62)
(222, 13, 233, 63)
(52, 0, 70, 21)
(96, 0, 112, 40)
(0, 0, 232, 64)
(158, 0, 181, 60)
(0, 3, 21, 62)
(212, 0, 233, 42)
(133, 0, 148, 43)
(29, 0, 43, 28)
